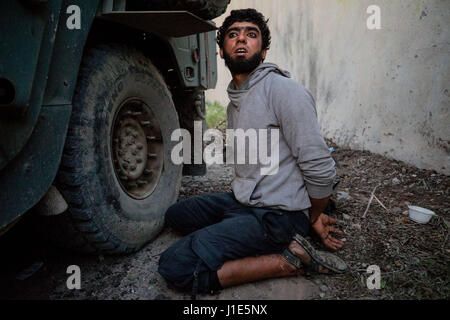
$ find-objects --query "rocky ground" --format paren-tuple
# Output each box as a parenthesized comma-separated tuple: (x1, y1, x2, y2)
(0, 143, 448, 300)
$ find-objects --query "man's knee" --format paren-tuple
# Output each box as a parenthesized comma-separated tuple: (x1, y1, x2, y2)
(158, 250, 182, 288)
(157, 236, 198, 292)
(157, 237, 221, 294)
(164, 197, 203, 234)
(165, 199, 198, 235)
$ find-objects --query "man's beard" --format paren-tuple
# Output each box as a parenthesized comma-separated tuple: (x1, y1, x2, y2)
(223, 50, 264, 75)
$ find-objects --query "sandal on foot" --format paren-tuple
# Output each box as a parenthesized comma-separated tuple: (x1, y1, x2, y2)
(282, 234, 348, 275)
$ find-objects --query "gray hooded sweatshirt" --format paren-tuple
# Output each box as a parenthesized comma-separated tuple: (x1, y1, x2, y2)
(227, 63, 336, 212)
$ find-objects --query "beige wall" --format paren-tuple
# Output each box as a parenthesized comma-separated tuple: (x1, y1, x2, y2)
(206, 0, 450, 175)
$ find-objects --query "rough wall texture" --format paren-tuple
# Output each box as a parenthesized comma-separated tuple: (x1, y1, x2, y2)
(206, 0, 450, 175)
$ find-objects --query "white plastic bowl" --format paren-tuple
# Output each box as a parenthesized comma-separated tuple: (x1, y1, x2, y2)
(408, 206, 436, 224)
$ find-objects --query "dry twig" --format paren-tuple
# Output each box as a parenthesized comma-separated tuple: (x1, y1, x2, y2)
(362, 185, 381, 218)
(373, 195, 389, 211)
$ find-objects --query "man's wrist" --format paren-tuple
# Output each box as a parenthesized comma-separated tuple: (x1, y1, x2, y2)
(310, 213, 321, 225)
(309, 196, 330, 225)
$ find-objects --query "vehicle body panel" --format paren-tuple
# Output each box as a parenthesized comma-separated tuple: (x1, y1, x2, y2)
(0, 0, 219, 230)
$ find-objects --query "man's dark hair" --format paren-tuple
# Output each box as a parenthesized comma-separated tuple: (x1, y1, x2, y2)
(217, 8, 271, 51)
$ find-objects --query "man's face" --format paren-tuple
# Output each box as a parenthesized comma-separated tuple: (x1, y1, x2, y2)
(220, 21, 267, 75)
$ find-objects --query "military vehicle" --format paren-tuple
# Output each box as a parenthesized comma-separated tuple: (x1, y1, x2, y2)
(0, 0, 230, 254)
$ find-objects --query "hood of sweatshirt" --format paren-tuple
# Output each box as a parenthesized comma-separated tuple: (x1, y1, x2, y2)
(227, 63, 291, 110)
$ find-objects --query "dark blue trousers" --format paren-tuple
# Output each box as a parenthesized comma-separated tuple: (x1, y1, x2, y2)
(158, 192, 309, 295)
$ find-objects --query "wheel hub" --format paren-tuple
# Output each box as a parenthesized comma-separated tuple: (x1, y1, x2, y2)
(112, 99, 164, 199)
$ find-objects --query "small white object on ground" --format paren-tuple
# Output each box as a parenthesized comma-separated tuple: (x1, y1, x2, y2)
(408, 206, 436, 224)
(337, 191, 352, 201)
(319, 285, 329, 292)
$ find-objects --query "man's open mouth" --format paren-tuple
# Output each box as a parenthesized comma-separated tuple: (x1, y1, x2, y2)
(234, 48, 248, 55)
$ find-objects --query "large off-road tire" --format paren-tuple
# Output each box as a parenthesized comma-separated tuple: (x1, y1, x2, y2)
(48, 44, 182, 254)
(127, 0, 230, 20)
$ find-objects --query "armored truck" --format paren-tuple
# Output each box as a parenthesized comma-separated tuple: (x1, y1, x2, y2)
(0, 0, 230, 254)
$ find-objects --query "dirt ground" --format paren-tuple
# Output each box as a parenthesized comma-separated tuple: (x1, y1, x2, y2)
(0, 143, 448, 300)
(323, 140, 449, 299)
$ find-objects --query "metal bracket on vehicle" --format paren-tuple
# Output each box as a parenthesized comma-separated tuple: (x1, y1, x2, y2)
(99, 11, 217, 38)
(195, 93, 206, 120)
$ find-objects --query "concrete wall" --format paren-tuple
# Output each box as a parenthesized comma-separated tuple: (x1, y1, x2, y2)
(206, 0, 450, 175)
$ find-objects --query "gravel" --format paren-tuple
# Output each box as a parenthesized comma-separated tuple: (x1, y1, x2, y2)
(0, 140, 448, 300)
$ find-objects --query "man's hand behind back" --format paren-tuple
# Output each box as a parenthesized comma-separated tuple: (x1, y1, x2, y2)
(311, 214, 344, 251)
